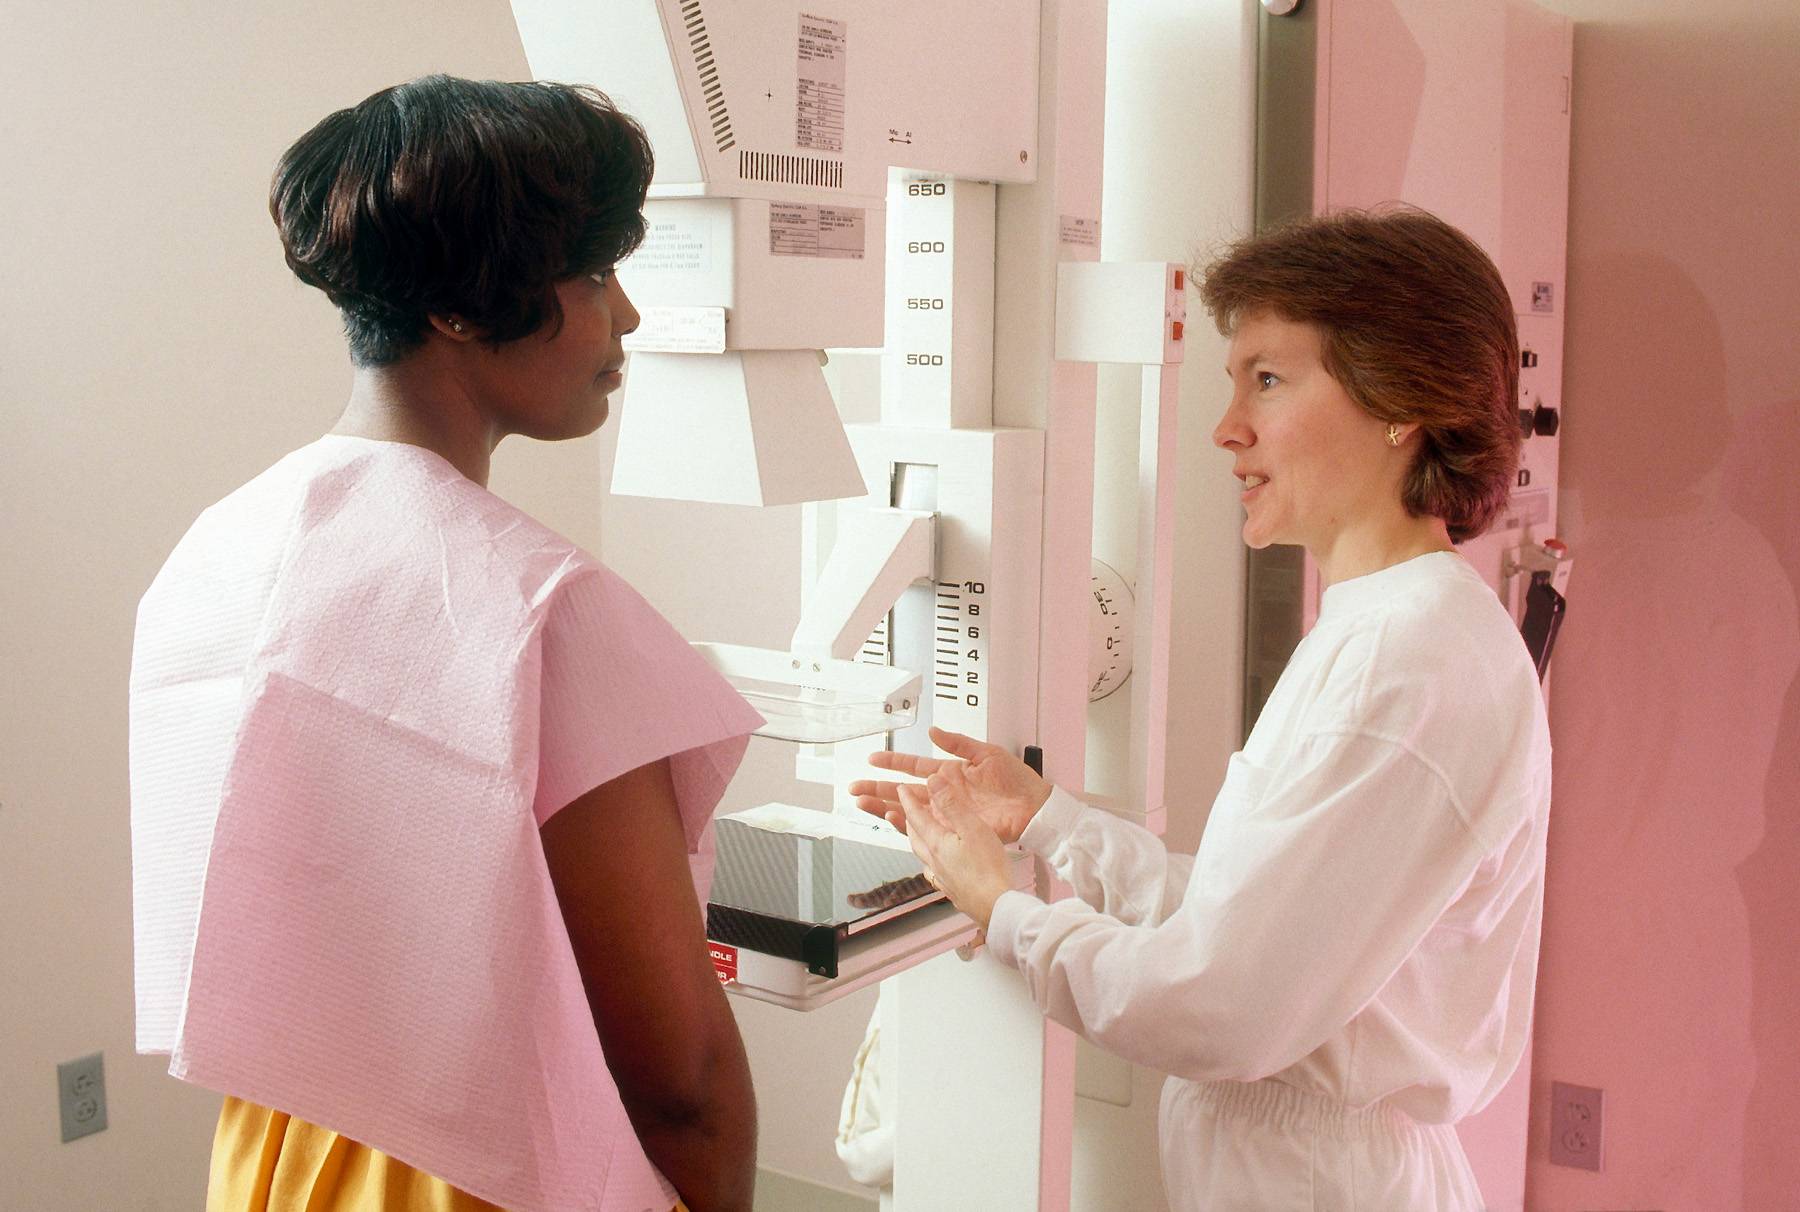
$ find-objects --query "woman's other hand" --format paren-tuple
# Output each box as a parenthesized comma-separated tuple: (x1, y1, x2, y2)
(896, 782, 1012, 932)
(849, 725, 1050, 844)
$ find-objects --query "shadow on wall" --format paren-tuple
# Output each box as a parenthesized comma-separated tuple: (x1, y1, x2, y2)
(1723, 396, 1800, 1211)
(1530, 252, 1800, 1209)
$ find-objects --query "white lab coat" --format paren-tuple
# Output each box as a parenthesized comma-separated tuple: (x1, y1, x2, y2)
(987, 552, 1552, 1211)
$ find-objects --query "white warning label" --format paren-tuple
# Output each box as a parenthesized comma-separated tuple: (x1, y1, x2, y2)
(797, 14, 846, 153)
(1059, 214, 1100, 248)
(622, 306, 727, 354)
(1498, 487, 1552, 532)
(632, 217, 711, 274)
(770, 203, 866, 259)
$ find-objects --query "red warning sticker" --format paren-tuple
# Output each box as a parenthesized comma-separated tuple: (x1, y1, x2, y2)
(708, 941, 738, 985)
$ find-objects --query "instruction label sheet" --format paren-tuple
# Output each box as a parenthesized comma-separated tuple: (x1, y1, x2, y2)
(797, 13, 846, 153)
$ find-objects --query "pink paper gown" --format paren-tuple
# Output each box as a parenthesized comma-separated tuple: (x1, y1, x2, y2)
(130, 434, 761, 1212)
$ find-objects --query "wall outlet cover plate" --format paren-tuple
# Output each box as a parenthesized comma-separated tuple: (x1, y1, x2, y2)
(57, 1052, 108, 1143)
(1549, 1079, 1602, 1171)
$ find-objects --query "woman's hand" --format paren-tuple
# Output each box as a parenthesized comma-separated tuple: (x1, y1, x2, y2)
(849, 726, 1051, 845)
(895, 782, 1012, 932)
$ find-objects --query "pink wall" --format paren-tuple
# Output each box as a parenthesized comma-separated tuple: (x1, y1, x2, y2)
(1528, 4, 1800, 1209)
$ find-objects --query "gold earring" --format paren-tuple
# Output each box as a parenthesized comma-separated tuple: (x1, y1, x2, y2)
(1385, 424, 1402, 447)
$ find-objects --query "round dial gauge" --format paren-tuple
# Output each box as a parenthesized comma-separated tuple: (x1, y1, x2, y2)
(1088, 558, 1135, 702)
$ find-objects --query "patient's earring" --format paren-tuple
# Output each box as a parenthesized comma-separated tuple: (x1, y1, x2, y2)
(450, 319, 466, 334)
(1385, 423, 1402, 447)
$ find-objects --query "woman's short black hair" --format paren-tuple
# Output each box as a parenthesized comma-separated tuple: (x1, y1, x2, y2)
(271, 74, 654, 366)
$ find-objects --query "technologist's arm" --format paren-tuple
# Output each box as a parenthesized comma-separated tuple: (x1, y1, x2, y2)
(988, 731, 1522, 1082)
(859, 726, 1195, 926)
(541, 756, 756, 1212)
(1023, 786, 1197, 926)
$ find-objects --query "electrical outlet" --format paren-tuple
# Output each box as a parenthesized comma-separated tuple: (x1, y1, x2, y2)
(57, 1052, 108, 1143)
(1548, 1079, 1602, 1171)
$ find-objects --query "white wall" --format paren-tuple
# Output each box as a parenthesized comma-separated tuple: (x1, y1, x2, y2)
(1524, 1, 1800, 1207)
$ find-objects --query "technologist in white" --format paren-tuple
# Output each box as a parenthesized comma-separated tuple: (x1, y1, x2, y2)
(853, 208, 1552, 1210)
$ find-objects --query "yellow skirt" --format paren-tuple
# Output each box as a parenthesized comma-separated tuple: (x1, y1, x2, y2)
(208, 1097, 686, 1212)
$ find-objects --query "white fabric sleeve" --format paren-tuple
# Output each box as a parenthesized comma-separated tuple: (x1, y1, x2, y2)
(1021, 787, 1196, 926)
(986, 731, 1499, 1083)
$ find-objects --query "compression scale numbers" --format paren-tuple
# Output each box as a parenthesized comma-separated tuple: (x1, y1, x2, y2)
(863, 566, 1133, 707)
(933, 579, 987, 708)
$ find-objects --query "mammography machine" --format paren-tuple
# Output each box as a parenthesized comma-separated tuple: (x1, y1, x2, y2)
(509, 3, 1173, 1205)
(508, 2, 1571, 1207)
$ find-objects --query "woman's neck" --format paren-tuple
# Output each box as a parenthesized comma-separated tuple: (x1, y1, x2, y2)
(330, 359, 498, 487)
(1312, 510, 1457, 588)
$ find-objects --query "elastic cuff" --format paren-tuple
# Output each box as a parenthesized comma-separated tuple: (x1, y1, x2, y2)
(1019, 785, 1088, 858)
(985, 888, 1043, 971)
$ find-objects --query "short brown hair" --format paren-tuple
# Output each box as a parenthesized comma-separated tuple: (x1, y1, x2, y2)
(271, 75, 654, 366)
(1198, 207, 1520, 542)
